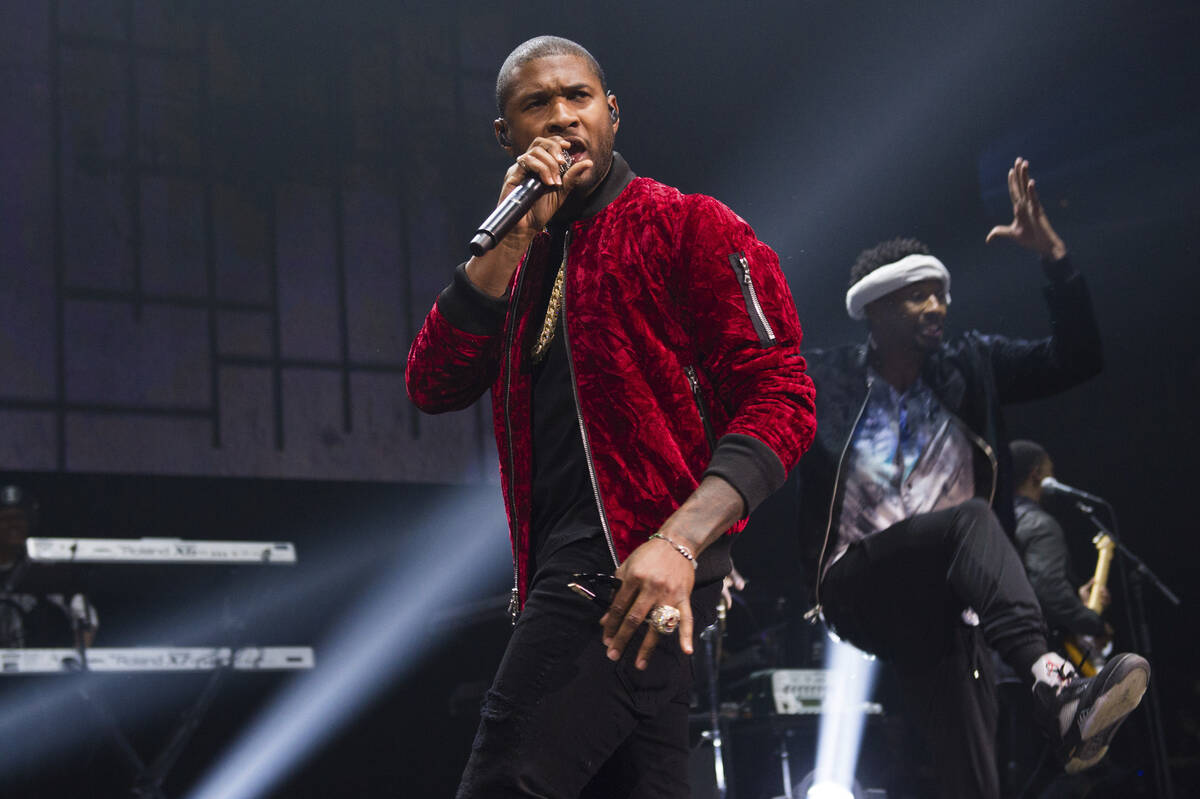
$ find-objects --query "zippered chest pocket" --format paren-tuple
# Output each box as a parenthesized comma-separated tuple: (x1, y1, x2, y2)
(727, 251, 777, 347)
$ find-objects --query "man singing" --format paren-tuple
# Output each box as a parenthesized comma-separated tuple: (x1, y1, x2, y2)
(794, 159, 1149, 798)
(406, 36, 815, 797)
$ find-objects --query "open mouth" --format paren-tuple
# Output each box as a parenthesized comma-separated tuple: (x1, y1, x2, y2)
(565, 138, 588, 161)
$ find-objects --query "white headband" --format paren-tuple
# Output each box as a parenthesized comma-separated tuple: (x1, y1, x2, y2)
(845, 253, 951, 320)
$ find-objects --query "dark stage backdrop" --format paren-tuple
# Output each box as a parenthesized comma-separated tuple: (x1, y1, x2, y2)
(1, 1, 1198, 797)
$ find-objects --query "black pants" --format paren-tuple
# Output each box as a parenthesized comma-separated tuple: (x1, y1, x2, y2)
(456, 537, 720, 799)
(822, 499, 1048, 799)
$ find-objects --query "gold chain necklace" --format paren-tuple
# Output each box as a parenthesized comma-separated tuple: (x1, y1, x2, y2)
(531, 235, 570, 363)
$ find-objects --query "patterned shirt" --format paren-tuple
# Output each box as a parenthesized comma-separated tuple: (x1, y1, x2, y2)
(834, 371, 976, 559)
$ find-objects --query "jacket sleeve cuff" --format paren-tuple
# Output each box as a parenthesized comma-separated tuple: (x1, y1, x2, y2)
(434, 262, 509, 336)
(1041, 252, 1076, 283)
(703, 433, 787, 518)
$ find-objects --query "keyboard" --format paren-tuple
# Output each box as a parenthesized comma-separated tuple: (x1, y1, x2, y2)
(0, 646, 315, 673)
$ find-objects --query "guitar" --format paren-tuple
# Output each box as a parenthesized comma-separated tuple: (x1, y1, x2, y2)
(1062, 532, 1115, 677)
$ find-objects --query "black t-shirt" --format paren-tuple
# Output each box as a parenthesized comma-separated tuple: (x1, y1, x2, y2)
(528, 224, 606, 576)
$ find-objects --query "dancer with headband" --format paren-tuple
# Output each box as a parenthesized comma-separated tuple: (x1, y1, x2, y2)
(792, 158, 1149, 798)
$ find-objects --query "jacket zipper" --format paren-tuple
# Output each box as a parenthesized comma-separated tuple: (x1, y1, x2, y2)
(560, 230, 620, 569)
(951, 414, 999, 505)
(728, 252, 776, 346)
(502, 242, 535, 624)
(684, 365, 717, 452)
(808, 387, 870, 620)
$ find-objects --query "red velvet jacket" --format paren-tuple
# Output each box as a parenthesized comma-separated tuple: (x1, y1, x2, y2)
(407, 157, 816, 608)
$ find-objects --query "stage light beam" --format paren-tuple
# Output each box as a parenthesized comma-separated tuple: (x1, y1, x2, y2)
(181, 487, 509, 799)
(809, 632, 879, 798)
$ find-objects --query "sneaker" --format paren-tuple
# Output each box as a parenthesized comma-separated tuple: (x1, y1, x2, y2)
(1033, 652, 1150, 774)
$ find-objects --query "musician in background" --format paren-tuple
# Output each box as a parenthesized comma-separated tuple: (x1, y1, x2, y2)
(1009, 440, 1112, 652)
(992, 441, 1118, 796)
(0, 484, 98, 648)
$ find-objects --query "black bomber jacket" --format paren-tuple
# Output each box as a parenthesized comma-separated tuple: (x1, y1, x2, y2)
(795, 258, 1103, 606)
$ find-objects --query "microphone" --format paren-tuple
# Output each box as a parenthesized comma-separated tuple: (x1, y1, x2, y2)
(469, 154, 573, 256)
(1040, 476, 1107, 505)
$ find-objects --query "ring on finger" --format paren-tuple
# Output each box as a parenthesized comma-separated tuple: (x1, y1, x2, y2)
(648, 604, 681, 635)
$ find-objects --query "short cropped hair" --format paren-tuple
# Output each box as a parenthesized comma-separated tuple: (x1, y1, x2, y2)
(848, 237, 932, 289)
(1010, 439, 1050, 487)
(495, 35, 607, 116)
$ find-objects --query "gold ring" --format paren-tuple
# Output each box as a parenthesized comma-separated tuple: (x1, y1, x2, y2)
(648, 604, 681, 635)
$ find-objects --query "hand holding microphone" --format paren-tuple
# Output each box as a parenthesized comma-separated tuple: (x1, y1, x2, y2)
(469, 138, 583, 256)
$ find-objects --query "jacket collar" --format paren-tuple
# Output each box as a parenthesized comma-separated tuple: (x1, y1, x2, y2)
(922, 346, 965, 411)
(551, 152, 635, 226)
(857, 337, 966, 413)
(854, 341, 870, 370)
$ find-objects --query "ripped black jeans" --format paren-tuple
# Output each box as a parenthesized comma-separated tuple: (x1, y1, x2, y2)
(455, 535, 718, 799)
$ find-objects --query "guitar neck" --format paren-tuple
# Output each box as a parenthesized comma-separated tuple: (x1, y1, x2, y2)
(1086, 536, 1115, 612)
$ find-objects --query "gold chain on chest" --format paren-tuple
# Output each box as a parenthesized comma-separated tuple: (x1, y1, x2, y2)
(530, 236, 570, 363)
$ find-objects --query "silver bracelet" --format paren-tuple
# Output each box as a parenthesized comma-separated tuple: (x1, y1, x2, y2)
(650, 532, 698, 570)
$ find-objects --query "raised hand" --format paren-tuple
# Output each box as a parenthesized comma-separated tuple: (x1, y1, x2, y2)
(985, 157, 1068, 260)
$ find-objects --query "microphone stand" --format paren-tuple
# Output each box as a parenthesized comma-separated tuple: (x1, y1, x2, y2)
(1075, 501, 1180, 799)
(700, 613, 729, 799)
